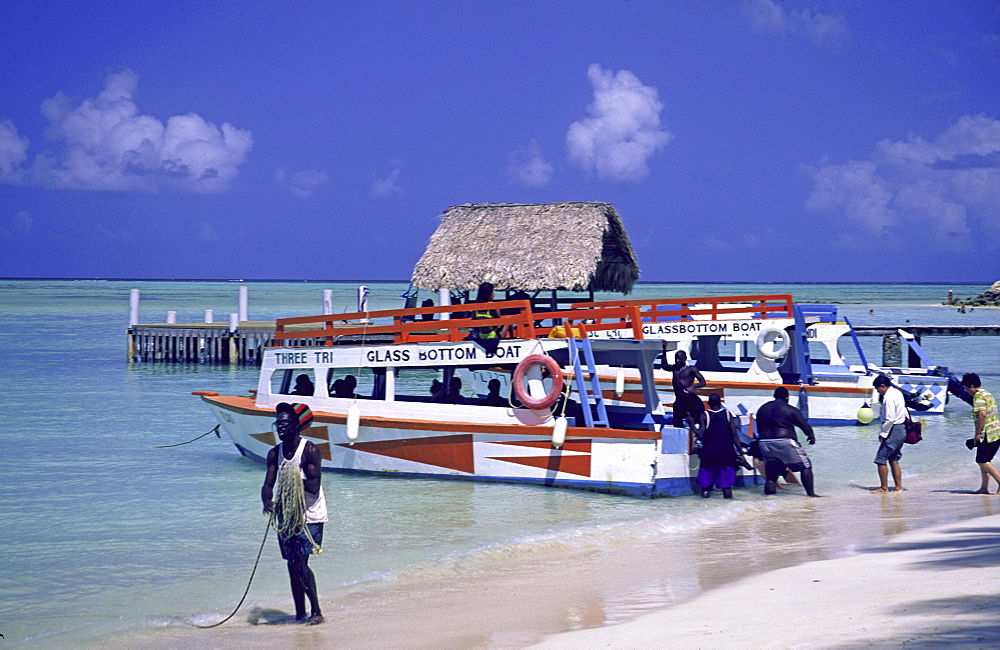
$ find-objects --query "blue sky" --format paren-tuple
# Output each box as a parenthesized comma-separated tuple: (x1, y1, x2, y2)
(1, 1, 998, 283)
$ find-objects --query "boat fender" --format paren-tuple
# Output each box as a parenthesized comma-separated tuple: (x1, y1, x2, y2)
(857, 402, 875, 424)
(346, 403, 360, 443)
(615, 368, 626, 397)
(756, 326, 790, 360)
(513, 354, 564, 410)
(552, 416, 567, 449)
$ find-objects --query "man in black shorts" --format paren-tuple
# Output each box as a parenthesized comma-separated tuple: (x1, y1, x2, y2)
(962, 373, 1000, 494)
(755, 386, 818, 496)
(261, 402, 326, 625)
(662, 348, 706, 429)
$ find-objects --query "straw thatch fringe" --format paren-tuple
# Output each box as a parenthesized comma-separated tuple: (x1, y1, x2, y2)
(410, 202, 640, 294)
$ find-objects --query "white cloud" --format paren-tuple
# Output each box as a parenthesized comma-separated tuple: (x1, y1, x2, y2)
(507, 141, 553, 187)
(276, 167, 329, 199)
(807, 115, 1000, 248)
(0, 119, 29, 183)
(743, 0, 849, 47)
(371, 163, 402, 198)
(566, 64, 672, 183)
(1, 70, 252, 193)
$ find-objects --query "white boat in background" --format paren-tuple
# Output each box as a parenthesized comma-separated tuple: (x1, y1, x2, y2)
(195, 301, 700, 497)
(556, 294, 957, 423)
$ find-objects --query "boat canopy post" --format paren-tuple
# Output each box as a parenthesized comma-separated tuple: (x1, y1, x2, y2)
(792, 304, 814, 386)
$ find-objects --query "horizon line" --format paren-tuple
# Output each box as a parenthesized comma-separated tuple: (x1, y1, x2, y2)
(0, 276, 993, 286)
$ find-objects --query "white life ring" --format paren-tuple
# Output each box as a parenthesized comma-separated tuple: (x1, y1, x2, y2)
(513, 354, 564, 410)
(756, 326, 790, 360)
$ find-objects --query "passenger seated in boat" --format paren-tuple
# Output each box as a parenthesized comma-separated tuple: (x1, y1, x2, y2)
(333, 375, 357, 398)
(479, 378, 507, 407)
(429, 379, 447, 402)
(291, 374, 314, 396)
(445, 377, 466, 404)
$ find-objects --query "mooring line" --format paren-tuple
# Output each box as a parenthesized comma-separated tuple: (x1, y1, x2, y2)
(153, 424, 221, 448)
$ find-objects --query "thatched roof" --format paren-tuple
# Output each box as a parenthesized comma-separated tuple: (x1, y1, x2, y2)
(410, 202, 640, 294)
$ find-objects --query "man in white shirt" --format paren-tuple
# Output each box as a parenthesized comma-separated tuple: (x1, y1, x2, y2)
(873, 375, 907, 493)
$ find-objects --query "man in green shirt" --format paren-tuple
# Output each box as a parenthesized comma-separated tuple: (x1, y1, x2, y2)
(961, 374, 1000, 494)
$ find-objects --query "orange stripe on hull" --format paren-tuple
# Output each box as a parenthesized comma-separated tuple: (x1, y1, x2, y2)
(491, 439, 592, 453)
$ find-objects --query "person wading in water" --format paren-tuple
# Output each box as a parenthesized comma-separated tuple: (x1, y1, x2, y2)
(261, 402, 327, 625)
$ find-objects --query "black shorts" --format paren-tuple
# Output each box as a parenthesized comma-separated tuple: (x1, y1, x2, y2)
(976, 439, 1000, 464)
(673, 391, 705, 426)
(278, 522, 324, 560)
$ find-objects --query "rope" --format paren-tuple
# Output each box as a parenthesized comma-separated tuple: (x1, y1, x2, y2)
(272, 460, 321, 554)
(191, 514, 272, 629)
(154, 424, 221, 448)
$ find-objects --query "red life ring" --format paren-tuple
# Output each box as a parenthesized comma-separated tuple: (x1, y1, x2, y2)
(513, 354, 564, 409)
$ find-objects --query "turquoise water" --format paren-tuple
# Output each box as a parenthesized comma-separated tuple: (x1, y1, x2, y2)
(1, 280, 998, 645)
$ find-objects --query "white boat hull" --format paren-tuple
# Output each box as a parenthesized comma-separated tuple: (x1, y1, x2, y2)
(202, 394, 704, 497)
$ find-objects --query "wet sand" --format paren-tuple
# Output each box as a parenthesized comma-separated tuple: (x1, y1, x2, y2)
(103, 471, 1000, 649)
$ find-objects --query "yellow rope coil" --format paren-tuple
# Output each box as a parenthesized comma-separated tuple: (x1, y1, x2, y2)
(272, 462, 321, 555)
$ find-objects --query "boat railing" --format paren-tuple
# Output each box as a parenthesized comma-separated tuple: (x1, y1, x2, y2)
(274, 300, 537, 345)
(570, 294, 794, 323)
(272, 300, 648, 346)
(534, 305, 646, 340)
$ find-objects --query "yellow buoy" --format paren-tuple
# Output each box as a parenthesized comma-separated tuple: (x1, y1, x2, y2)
(857, 402, 875, 424)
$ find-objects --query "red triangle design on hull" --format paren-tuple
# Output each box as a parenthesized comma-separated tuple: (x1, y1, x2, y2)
(487, 453, 591, 478)
(338, 434, 475, 474)
(303, 425, 329, 441)
(250, 431, 276, 446)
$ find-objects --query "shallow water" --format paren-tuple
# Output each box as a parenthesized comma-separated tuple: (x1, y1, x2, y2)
(0, 279, 997, 646)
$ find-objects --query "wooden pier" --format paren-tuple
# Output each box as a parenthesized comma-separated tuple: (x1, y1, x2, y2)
(127, 321, 394, 364)
(128, 321, 280, 364)
(853, 325, 1000, 337)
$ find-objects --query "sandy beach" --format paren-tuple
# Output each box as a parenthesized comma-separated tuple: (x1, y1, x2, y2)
(536, 513, 1000, 648)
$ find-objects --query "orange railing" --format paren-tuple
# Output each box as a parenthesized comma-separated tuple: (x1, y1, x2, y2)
(272, 300, 651, 347)
(534, 304, 646, 339)
(571, 294, 794, 324)
(274, 300, 536, 346)
(271, 294, 790, 348)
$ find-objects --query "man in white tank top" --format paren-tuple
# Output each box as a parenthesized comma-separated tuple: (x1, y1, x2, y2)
(261, 402, 327, 625)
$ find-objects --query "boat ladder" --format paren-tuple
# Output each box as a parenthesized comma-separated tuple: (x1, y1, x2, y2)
(567, 337, 610, 428)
